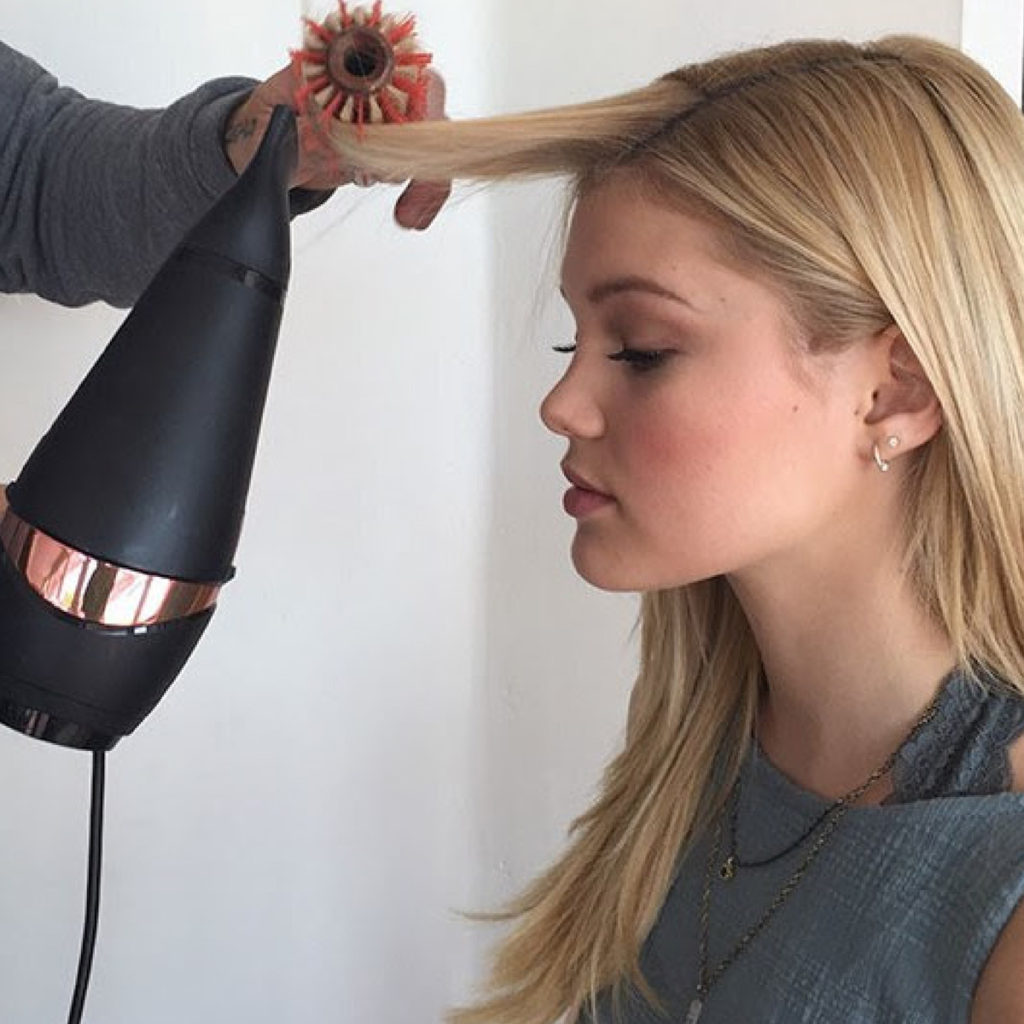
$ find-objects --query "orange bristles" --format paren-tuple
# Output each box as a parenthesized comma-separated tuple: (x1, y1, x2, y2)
(293, 4, 433, 131)
(386, 16, 417, 45)
(302, 17, 335, 46)
(394, 51, 433, 67)
(375, 89, 405, 123)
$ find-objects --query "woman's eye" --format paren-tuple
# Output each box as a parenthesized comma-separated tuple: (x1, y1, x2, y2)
(607, 347, 670, 373)
(550, 344, 672, 374)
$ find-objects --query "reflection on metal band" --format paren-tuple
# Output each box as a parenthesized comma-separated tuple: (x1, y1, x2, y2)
(0, 486, 220, 628)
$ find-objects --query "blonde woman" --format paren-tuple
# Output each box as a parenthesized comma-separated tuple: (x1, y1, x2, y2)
(333, 36, 1024, 1023)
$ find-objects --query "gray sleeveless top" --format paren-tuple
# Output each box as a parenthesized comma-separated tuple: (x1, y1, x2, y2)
(586, 670, 1024, 1023)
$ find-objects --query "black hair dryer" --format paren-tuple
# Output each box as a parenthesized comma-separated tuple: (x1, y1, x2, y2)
(0, 106, 299, 752)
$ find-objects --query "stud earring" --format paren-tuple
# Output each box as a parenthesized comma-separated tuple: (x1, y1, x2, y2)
(872, 435, 901, 473)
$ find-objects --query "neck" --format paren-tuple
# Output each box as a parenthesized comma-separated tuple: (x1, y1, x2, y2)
(729, 539, 956, 803)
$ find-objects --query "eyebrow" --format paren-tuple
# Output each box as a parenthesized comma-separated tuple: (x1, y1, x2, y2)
(562, 276, 701, 311)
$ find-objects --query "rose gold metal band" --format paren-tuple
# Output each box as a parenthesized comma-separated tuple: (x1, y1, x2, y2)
(0, 486, 220, 628)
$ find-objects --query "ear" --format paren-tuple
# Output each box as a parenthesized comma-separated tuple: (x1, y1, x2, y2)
(862, 326, 942, 462)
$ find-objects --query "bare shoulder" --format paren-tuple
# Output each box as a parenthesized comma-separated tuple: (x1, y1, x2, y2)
(1009, 731, 1024, 793)
(971, 894, 1024, 1022)
(970, 732, 1024, 1022)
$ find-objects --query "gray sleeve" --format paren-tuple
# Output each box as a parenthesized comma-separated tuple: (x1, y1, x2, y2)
(0, 41, 257, 307)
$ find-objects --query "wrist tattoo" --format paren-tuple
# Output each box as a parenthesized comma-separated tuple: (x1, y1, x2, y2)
(225, 117, 259, 147)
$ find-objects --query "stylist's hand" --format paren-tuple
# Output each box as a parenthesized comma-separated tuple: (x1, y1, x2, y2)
(224, 67, 451, 230)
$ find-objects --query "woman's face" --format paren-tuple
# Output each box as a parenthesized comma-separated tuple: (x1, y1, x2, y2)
(542, 176, 878, 592)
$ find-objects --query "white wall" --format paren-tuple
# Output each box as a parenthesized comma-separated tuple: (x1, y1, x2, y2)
(962, 0, 1024, 103)
(0, 2, 965, 1023)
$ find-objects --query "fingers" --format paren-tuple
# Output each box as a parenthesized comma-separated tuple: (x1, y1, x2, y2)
(394, 180, 452, 230)
(282, 63, 452, 225)
(422, 69, 447, 121)
(392, 70, 450, 229)
(294, 116, 349, 189)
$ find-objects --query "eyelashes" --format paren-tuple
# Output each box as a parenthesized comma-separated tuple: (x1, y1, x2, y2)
(551, 343, 671, 374)
(608, 348, 670, 373)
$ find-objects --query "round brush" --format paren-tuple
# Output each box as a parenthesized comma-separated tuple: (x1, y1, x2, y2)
(293, 1, 433, 128)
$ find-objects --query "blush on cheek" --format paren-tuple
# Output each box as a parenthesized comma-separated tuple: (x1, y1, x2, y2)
(628, 416, 722, 480)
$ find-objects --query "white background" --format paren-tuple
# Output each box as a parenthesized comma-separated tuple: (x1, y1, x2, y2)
(0, 2, 988, 1021)
(962, 0, 1024, 103)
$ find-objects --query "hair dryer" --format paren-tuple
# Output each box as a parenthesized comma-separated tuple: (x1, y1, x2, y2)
(0, 105, 299, 753)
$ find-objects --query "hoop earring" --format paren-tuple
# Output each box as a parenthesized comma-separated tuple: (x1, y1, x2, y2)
(872, 435, 900, 473)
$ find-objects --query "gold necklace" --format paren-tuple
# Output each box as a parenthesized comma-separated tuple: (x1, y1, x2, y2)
(685, 688, 945, 1024)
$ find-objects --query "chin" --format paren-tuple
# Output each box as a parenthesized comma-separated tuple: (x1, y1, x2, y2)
(569, 539, 647, 592)
(569, 536, 721, 593)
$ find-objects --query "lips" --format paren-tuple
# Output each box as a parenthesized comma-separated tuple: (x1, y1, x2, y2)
(561, 463, 612, 498)
(561, 463, 615, 519)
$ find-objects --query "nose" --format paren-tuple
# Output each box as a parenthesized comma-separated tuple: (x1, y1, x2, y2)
(539, 359, 606, 439)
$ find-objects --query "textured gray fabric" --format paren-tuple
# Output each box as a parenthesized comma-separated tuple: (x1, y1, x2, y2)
(586, 671, 1024, 1023)
(0, 40, 254, 307)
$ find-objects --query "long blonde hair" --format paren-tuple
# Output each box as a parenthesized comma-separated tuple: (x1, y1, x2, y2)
(326, 36, 1024, 1023)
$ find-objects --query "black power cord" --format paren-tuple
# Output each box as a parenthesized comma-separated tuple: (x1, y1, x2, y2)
(67, 750, 105, 1024)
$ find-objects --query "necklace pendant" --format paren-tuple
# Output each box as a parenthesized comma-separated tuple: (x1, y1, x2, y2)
(685, 997, 704, 1023)
(719, 855, 737, 881)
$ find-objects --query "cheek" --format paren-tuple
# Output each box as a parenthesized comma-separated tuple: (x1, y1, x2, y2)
(620, 386, 821, 525)
(621, 392, 745, 495)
